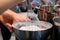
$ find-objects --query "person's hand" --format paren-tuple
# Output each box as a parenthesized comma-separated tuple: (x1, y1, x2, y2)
(12, 14, 30, 23)
(0, 9, 30, 32)
(0, 13, 30, 32)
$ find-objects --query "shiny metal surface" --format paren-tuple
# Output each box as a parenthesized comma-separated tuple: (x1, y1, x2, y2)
(54, 26, 60, 40)
(12, 21, 53, 40)
(53, 5, 60, 16)
(0, 29, 3, 40)
(53, 16, 60, 27)
(38, 5, 53, 21)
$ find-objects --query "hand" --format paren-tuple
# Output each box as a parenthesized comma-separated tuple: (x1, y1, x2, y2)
(0, 9, 30, 32)
(12, 14, 30, 23)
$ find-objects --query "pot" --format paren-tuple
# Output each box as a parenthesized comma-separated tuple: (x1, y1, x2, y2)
(53, 16, 60, 40)
(12, 21, 53, 40)
(53, 16, 60, 26)
(53, 4, 60, 16)
(38, 5, 53, 22)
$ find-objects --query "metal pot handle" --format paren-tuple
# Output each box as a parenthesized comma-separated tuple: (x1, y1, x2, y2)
(53, 16, 60, 21)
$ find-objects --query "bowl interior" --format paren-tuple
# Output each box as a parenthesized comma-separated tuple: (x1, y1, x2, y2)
(12, 21, 53, 31)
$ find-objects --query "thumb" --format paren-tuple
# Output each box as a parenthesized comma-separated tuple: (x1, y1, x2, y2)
(5, 23, 13, 32)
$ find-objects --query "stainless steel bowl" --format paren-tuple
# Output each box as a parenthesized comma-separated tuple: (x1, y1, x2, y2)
(53, 16, 60, 26)
(53, 16, 60, 40)
(12, 21, 53, 40)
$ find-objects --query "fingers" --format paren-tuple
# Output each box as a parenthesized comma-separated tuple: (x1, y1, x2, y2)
(13, 14, 30, 23)
(5, 23, 13, 32)
(25, 17, 30, 21)
(13, 17, 30, 23)
(18, 15, 30, 21)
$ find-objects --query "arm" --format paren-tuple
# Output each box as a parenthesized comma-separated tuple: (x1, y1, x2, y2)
(0, 0, 24, 14)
